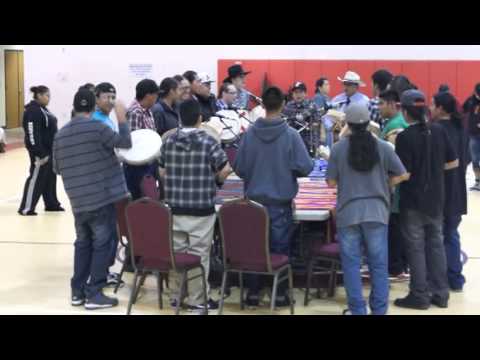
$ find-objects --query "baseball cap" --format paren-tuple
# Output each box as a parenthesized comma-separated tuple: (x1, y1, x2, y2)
(198, 72, 214, 84)
(345, 103, 370, 124)
(95, 82, 116, 96)
(73, 89, 96, 113)
(292, 81, 307, 92)
(400, 89, 426, 107)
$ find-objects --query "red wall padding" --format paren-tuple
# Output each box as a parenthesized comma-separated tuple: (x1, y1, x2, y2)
(218, 59, 480, 105)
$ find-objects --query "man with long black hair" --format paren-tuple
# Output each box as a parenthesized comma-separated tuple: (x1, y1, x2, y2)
(394, 90, 458, 310)
(326, 103, 407, 315)
(431, 92, 470, 292)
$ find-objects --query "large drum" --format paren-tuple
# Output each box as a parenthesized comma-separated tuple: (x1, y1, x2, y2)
(207, 110, 241, 144)
(117, 129, 162, 165)
(162, 123, 221, 143)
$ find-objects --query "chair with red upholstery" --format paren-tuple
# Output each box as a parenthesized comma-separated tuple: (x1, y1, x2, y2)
(303, 211, 341, 306)
(218, 199, 294, 314)
(125, 198, 208, 315)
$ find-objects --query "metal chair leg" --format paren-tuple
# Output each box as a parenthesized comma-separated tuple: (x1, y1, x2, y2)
(328, 261, 336, 298)
(157, 272, 163, 310)
(288, 266, 295, 315)
(200, 266, 208, 315)
(133, 271, 147, 304)
(329, 263, 338, 297)
(165, 274, 169, 289)
(127, 271, 139, 315)
(270, 272, 279, 312)
(219, 271, 228, 315)
(114, 261, 126, 294)
(304, 257, 314, 306)
(239, 272, 245, 310)
(176, 270, 187, 315)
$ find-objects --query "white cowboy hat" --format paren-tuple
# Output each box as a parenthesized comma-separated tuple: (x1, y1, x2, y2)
(337, 71, 366, 87)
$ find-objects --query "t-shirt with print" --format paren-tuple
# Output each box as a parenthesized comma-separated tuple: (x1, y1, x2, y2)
(326, 137, 406, 228)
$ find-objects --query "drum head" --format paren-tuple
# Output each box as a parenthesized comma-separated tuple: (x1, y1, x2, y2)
(117, 129, 162, 165)
(207, 113, 240, 143)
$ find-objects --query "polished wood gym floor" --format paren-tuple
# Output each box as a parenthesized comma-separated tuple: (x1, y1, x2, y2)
(1, 146, 479, 315)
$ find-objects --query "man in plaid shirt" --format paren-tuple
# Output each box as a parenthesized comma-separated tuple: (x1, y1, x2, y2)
(123, 79, 159, 200)
(369, 70, 393, 129)
(159, 99, 232, 312)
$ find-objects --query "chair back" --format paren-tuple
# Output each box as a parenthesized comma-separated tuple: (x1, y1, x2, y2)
(218, 199, 272, 272)
(115, 197, 131, 243)
(125, 198, 175, 271)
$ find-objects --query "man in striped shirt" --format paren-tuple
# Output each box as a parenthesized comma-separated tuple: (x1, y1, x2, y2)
(124, 79, 159, 200)
(53, 89, 132, 310)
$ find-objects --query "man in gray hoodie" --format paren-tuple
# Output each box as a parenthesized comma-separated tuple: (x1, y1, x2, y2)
(233, 86, 314, 307)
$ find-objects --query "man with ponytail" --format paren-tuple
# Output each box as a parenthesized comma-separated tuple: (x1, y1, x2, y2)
(394, 90, 458, 310)
(326, 103, 407, 315)
(431, 92, 470, 292)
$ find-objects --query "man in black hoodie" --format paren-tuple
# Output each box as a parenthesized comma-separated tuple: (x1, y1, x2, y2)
(234, 86, 314, 307)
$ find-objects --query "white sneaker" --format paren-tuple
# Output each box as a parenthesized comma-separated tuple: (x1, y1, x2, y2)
(470, 183, 480, 191)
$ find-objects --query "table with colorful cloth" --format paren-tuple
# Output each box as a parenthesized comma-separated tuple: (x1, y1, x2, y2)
(215, 159, 337, 222)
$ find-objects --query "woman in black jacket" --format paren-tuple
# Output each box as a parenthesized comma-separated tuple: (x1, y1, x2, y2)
(19, 86, 63, 215)
(431, 91, 470, 291)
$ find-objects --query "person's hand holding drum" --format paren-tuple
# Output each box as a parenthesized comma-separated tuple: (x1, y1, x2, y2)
(114, 100, 127, 124)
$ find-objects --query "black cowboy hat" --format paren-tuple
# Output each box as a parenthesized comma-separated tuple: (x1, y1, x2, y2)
(223, 64, 251, 83)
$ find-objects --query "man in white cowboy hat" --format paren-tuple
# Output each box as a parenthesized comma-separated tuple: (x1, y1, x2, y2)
(322, 71, 370, 146)
(332, 71, 370, 111)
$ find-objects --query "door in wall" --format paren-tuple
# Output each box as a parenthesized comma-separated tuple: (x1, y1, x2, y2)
(5, 50, 24, 129)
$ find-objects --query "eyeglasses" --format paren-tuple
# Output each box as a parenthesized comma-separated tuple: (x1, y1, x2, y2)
(226, 91, 238, 95)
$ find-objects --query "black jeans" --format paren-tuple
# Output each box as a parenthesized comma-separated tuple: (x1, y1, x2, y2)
(388, 213, 408, 276)
(71, 203, 115, 298)
(400, 209, 449, 303)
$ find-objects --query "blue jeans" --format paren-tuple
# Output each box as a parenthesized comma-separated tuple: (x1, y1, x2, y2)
(338, 222, 389, 315)
(108, 206, 119, 269)
(71, 203, 115, 298)
(443, 215, 466, 290)
(247, 203, 295, 297)
(470, 136, 480, 171)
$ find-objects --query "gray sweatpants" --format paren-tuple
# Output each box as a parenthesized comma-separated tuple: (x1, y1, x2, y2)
(169, 214, 216, 306)
(400, 209, 449, 303)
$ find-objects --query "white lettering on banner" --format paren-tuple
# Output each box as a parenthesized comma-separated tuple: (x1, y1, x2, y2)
(128, 64, 153, 79)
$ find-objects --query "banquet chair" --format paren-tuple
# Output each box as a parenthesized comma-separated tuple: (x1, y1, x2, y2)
(113, 196, 132, 294)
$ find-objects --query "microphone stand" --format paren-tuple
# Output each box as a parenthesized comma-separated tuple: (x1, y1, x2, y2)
(232, 109, 254, 126)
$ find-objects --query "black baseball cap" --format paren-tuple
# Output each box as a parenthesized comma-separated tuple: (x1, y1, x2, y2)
(73, 89, 96, 113)
(95, 82, 116, 96)
(400, 89, 426, 107)
(292, 81, 307, 92)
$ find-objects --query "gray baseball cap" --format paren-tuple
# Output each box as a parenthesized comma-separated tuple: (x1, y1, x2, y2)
(400, 89, 426, 107)
(345, 103, 370, 124)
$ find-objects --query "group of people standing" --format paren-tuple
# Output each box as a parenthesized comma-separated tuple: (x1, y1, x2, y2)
(14, 62, 479, 314)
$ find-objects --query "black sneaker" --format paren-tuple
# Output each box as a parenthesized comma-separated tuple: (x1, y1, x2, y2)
(245, 294, 260, 308)
(188, 298, 219, 311)
(342, 309, 352, 315)
(71, 292, 85, 306)
(105, 273, 125, 288)
(394, 294, 430, 310)
(85, 292, 119, 310)
(45, 206, 65, 212)
(275, 295, 295, 308)
(18, 210, 37, 216)
(431, 295, 449, 308)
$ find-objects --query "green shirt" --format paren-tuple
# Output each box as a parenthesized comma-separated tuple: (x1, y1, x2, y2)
(381, 112, 409, 213)
(381, 112, 409, 139)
